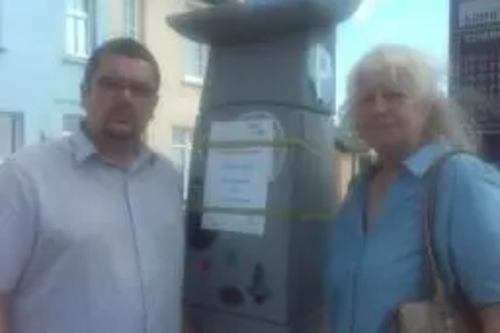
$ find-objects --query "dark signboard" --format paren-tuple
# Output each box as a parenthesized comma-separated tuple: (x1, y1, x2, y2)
(449, 0, 500, 133)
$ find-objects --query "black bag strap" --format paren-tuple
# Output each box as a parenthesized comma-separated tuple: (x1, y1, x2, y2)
(422, 150, 482, 331)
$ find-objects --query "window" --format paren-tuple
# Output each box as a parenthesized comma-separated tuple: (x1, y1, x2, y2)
(355, 154, 373, 174)
(62, 114, 84, 136)
(124, 0, 137, 38)
(183, 40, 209, 84)
(0, 112, 24, 162)
(171, 126, 193, 199)
(0, 0, 4, 49)
(65, 0, 94, 58)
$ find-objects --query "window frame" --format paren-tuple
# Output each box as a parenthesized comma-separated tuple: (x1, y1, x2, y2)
(171, 126, 193, 199)
(65, 0, 94, 59)
(0, 0, 4, 50)
(62, 113, 84, 136)
(183, 40, 209, 85)
(124, 0, 138, 38)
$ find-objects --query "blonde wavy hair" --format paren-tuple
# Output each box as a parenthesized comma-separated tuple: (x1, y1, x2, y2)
(342, 44, 479, 154)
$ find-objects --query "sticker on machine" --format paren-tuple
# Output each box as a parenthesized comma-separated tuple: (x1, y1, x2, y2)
(201, 119, 275, 236)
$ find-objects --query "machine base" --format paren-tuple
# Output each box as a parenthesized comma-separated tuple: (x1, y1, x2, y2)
(186, 305, 330, 333)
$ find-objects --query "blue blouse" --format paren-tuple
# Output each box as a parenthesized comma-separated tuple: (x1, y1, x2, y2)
(325, 141, 500, 333)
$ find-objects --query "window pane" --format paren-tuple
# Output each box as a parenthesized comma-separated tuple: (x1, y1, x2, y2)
(195, 44, 204, 75)
(66, 0, 92, 57)
(124, 0, 136, 37)
(0, 116, 12, 159)
(183, 40, 199, 77)
(0, 114, 16, 160)
(63, 114, 83, 134)
(13, 115, 23, 151)
(169, 146, 192, 200)
(14, 116, 24, 151)
(172, 126, 192, 145)
(66, 17, 76, 54)
(171, 148, 186, 171)
(182, 148, 191, 199)
(75, 0, 88, 12)
(66, 0, 76, 12)
(76, 17, 89, 56)
(201, 45, 209, 73)
(172, 128, 183, 145)
(183, 40, 207, 78)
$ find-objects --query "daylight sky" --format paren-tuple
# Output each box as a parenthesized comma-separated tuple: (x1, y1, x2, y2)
(334, 0, 450, 113)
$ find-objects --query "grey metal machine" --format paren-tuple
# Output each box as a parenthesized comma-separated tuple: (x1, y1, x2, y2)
(449, 0, 500, 161)
(167, 1, 361, 332)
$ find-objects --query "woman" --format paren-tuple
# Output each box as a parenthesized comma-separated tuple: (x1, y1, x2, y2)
(326, 45, 500, 333)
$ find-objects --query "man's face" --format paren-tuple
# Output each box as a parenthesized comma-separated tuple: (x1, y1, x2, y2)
(81, 53, 158, 141)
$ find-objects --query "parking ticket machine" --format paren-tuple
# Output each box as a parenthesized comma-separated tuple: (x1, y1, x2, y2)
(449, 0, 500, 161)
(167, 1, 361, 332)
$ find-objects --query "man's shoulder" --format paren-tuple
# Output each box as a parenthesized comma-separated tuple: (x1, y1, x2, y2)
(151, 150, 182, 177)
(3, 136, 71, 175)
(149, 150, 184, 195)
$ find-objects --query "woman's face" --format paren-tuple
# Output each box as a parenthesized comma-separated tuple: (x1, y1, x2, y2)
(351, 69, 429, 157)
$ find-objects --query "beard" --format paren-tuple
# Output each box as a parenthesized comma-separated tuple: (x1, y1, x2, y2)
(103, 120, 139, 140)
(101, 103, 141, 140)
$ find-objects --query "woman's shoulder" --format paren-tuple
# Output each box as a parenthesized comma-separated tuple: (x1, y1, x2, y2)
(441, 152, 500, 186)
(432, 152, 500, 219)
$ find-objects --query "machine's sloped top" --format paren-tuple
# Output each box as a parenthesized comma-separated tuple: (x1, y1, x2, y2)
(166, 2, 335, 45)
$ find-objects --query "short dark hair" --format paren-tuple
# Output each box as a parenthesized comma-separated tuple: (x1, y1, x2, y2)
(82, 37, 161, 90)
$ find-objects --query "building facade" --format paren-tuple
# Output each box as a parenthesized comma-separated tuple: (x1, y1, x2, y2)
(0, 0, 112, 160)
(143, 0, 208, 196)
(115, 0, 358, 199)
(110, 0, 206, 194)
(0, 0, 349, 200)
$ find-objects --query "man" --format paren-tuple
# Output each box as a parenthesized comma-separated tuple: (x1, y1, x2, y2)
(0, 38, 186, 333)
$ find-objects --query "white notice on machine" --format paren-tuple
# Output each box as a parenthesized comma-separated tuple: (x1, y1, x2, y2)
(202, 119, 275, 236)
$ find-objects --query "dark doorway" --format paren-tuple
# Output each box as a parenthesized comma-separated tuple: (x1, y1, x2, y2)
(481, 134, 500, 166)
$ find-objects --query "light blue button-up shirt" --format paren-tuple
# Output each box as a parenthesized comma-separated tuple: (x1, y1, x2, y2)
(0, 130, 185, 333)
(325, 141, 500, 333)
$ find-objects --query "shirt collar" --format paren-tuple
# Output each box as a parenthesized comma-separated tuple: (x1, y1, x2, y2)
(70, 126, 96, 164)
(69, 124, 156, 170)
(402, 139, 453, 177)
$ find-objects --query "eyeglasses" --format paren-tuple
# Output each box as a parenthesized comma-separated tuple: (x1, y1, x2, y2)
(97, 76, 156, 100)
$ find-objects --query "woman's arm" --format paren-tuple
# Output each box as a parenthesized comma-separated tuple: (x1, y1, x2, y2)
(446, 157, 500, 332)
